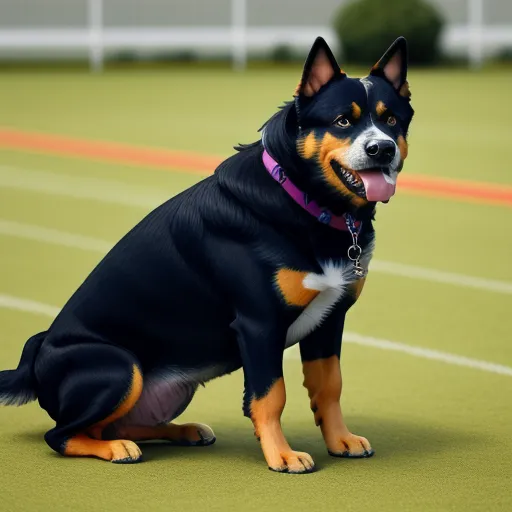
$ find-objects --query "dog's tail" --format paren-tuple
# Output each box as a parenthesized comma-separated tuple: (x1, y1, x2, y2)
(0, 331, 46, 406)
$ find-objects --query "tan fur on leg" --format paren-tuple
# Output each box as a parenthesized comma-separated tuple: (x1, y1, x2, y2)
(250, 377, 315, 473)
(303, 356, 373, 458)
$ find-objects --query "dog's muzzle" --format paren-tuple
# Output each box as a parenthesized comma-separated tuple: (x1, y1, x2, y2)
(365, 139, 396, 165)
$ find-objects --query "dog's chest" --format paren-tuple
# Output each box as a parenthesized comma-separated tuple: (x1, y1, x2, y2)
(280, 235, 375, 347)
(283, 261, 354, 347)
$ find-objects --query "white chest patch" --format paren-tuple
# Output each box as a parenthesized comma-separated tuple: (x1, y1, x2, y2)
(285, 235, 375, 348)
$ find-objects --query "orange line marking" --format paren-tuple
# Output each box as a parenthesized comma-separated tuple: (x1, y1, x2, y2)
(1, 127, 511, 208)
(398, 174, 512, 207)
(0, 127, 220, 176)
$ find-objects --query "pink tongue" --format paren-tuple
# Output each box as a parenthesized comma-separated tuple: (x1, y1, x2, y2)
(358, 170, 396, 202)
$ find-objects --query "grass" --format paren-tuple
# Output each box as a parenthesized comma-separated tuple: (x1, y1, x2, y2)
(1, 65, 511, 184)
(0, 65, 511, 511)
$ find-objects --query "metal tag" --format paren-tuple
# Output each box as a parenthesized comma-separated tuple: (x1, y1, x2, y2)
(353, 262, 365, 278)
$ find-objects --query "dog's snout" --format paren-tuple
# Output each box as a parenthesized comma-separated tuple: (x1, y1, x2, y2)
(365, 139, 396, 164)
(365, 141, 379, 157)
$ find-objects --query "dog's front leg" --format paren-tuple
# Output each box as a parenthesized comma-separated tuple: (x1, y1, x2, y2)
(233, 311, 315, 473)
(250, 376, 314, 473)
(299, 305, 374, 458)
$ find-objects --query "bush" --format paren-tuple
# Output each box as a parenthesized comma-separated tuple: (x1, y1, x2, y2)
(333, 0, 444, 65)
(270, 44, 300, 63)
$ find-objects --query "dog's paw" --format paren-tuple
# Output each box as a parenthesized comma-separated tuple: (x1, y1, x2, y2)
(64, 434, 143, 463)
(169, 423, 216, 446)
(268, 450, 316, 474)
(110, 440, 143, 463)
(328, 433, 374, 458)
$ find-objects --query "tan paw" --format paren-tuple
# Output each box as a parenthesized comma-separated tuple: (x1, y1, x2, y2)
(64, 434, 143, 463)
(171, 423, 216, 446)
(328, 433, 374, 458)
(110, 440, 143, 463)
(269, 450, 316, 474)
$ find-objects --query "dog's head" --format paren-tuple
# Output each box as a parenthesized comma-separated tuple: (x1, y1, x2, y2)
(279, 37, 414, 213)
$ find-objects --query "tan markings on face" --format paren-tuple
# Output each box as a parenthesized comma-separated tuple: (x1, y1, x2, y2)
(318, 133, 366, 207)
(275, 268, 319, 307)
(397, 135, 409, 160)
(297, 132, 318, 160)
(399, 81, 411, 99)
(376, 101, 387, 117)
(351, 102, 362, 120)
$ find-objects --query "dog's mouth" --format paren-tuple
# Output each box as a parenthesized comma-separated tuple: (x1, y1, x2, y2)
(331, 160, 366, 197)
(330, 160, 396, 202)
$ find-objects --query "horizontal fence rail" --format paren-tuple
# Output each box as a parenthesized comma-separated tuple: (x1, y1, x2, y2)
(0, 0, 510, 70)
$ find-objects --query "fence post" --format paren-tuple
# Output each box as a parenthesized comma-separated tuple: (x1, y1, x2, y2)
(231, 0, 247, 71)
(468, 0, 483, 69)
(88, 0, 104, 72)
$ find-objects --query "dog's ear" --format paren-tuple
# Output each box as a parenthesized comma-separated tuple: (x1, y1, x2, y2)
(370, 37, 410, 97)
(295, 37, 344, 98)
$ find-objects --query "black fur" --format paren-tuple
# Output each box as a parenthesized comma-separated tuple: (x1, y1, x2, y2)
(0, 332, 45, 406)
(0, 37, 413, 461)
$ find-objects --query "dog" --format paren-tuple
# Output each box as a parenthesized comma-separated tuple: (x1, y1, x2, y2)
(0, 36, 413, 473)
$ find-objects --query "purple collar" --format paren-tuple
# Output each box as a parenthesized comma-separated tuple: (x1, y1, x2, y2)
(262, 149, 361, 232)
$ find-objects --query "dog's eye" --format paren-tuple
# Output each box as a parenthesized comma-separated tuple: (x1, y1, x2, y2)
(334, 115, 351, 129)
(387, 116, 397, 127)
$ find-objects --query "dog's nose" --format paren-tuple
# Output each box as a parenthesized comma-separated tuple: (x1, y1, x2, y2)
(365, 140, 396, 164)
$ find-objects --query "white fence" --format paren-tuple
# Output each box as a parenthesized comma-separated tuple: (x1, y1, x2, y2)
(0, 0, 510, 71)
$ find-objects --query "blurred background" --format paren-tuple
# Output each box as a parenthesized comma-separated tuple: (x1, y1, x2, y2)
(0, 1, 511, 511)
(0, 0, 511, 69)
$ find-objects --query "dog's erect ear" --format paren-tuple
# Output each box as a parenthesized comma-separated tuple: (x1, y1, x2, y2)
(295, 37, 344, 98)
(370, 37, 409, 95)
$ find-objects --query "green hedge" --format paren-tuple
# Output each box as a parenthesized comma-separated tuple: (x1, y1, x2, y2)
(333, 0, 444, 65)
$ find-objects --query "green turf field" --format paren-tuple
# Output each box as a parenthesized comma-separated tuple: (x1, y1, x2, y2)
(0, 66, 511, 511)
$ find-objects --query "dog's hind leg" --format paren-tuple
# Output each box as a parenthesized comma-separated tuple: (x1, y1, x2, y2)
(106, 374, 215, 446)
(113, 424, 216, 446)
(40, 343, 144, 463)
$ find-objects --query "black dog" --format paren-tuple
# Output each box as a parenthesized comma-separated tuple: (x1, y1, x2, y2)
(0, 37, 413, 473)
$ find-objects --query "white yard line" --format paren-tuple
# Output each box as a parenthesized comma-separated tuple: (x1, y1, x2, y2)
(283, 333, 512, 377)
(371, 260, 512, 295)
(0, 219, 112, 253)
(0, 217, 511, 296)
(1, 293, 511, 377)
(0, 165, 169, 209)
(1, 163, 511, 295)
(0, 294, 59, 318)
